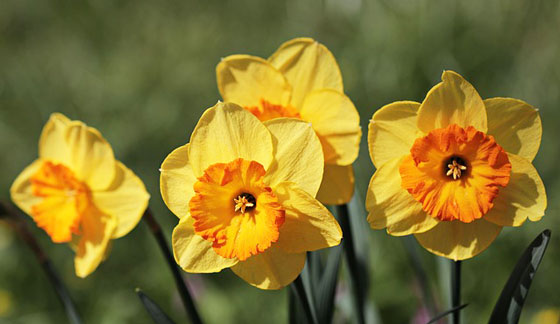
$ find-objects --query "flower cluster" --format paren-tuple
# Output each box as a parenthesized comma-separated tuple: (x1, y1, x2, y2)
(8, 39, 547, 298)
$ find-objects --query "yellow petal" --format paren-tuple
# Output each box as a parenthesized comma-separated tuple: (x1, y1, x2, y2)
(273, 181, 342, 253)
(263, 118, 324, 197)
(189, 102, 274, 176)
(300, 89, 361, 165)
(368, 101, 421, 168)
(10, 159, 44, 216)
(231, 246, 306, 290)
(485, 98, 542, 162)
(172, 216, 238, 273)
(216, 55, 292, 108)
(160, 144, 197, 219)
(316, 164, 354, 205)
(365, 157, 439, 235)
(484, 153, 546, 226)
(74, 207, 117, 278)
(38, 113, 72, 164)
(92, 161, 150, 239)
(65, 121, 116, 191)
(417, 71, 487, 133)
(414, 219, 502, 261)
(268, 37, 343, 108)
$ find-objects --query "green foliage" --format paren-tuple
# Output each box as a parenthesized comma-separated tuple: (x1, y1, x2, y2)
(136, 289, 176, 324)
(489, 230, 551, 324)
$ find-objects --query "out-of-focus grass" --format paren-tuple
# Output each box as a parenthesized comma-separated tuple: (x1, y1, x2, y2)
(1, 0, 559, 323)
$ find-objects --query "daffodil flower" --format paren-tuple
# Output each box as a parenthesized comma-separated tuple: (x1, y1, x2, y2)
(10, 113, 150, 277)
(160, 102, 342, 289)
(366, 71, 546, 260)
(216, 38, 361, 205)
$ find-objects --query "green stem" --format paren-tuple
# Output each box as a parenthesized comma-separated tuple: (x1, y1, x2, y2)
(0, 201, 82, 324)
(143, 208, 202, 324)
(336, 204, 366, 324)
(451, 260, 462, 324)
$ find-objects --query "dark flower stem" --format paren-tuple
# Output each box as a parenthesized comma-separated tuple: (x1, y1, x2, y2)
(0, 201, 82, 324)
(336, 204, 366, 324)
(142, 208, 202, 324)
(290, 275, 318, 324)
(451, 260, 462, 324)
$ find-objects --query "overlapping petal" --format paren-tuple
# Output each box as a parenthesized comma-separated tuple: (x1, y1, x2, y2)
(417, 71, 487, 133)
(10, 159, 44, 216)
(484, 153, 547, 226)
(188, 102, 274, 176)
(366, 157, 439, 235)
(368, 101, 421, 168)
(172, 217, 238, 273)
(65, 121, 116, 191)
(38, 113, 72, 165)
(269, 37, 343, 107)
(92, 161, 150, 239)
(75, 207, 117, 278)
(263, 118, 323, 196)
(216, 55, 292, 109)
(300, 89, 361, 165)
(414, 219, 502, 260)
(231, 246, 306, 290)
(273, 182, 341, 253)
(160, 144, 197, 219)
(316, 164, 355, 205)
(485, 98, 542, 162)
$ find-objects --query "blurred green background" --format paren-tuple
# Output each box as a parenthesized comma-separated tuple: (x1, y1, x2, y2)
(1, 0, 559, 323)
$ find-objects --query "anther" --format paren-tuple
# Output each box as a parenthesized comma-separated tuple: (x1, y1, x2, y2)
(445, 157, 468, 180)
(234, 193, 256, 213)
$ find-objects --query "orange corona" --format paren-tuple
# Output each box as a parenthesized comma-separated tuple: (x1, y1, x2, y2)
(399, 124, 512, 223)
(189, 158, 285, 261)
(30, 161, 91, 243)
(245, 99, 301, 122)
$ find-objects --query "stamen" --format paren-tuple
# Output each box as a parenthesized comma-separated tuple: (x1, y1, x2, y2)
(233, 193, 256, 213)
(445, 157, 468, 180)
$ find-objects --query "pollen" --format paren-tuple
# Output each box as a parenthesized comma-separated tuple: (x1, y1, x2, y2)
(445, 157, 468, 180)
(234, 193, 256, 213)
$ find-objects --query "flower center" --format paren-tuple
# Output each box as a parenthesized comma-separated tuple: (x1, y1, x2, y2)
(233, 193, 256, 213)
(399, 124, 512, 223)
(189, 158, 285, 261)
(30, 161, 91, 243)
(445, 156, 468, 180)
(245, 98, 301, 122)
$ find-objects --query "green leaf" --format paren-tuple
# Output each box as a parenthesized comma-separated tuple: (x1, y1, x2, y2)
(427, 304, 468, 324)
(290, 276, 318, 324)
(136, 288, 176, 324)
(488, 229, 551, 324)
(316, 245, 343, 324)
(402, 236, 438, 316)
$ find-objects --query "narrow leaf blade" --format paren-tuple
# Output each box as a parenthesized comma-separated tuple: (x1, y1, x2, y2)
(488, 229, 551, 324)
(316, 245, 343, 324)
(136, 288, 176, 324)
(427, 304, 468, 324)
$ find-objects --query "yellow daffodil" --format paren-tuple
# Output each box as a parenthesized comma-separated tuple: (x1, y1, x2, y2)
(10, 113, 149, 277)
(216, 37, 361, 205)
(366, 71, 546, 260)
(160, 102, 342, 289)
